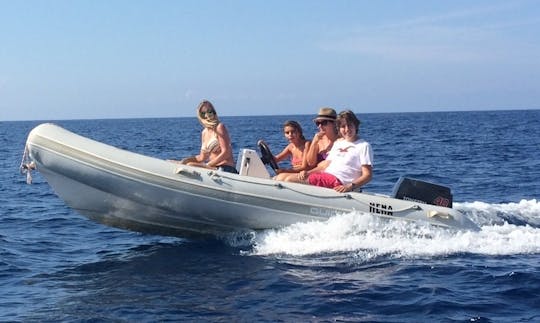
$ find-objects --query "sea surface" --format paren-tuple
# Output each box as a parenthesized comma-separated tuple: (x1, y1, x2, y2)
(1, 110, 540, 322)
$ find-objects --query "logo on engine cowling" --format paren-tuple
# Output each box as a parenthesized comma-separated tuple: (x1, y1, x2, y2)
(433, 196, 450, 207)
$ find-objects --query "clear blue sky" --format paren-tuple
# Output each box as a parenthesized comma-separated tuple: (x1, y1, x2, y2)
(1, 0, 539, 121)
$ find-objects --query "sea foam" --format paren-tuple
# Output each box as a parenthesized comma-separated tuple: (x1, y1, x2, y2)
(247, 200, 540, 258)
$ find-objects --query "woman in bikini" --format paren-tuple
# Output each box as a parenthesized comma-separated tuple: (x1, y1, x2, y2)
(272, 120, 311, 181)
(173, 100, 238, 173)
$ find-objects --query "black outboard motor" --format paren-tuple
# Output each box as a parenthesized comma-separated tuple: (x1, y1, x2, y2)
(392, 177, 453, 208)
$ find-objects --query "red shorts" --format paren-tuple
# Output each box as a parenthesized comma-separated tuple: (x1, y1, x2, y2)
(308, 172, 342, 188)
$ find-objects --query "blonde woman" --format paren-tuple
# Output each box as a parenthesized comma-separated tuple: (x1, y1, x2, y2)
(175, 100, 237, 173)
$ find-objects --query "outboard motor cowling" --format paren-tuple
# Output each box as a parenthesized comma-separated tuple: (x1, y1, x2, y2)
(392, 177, 453, 208)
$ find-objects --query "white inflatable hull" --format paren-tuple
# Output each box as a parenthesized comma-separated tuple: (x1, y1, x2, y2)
(24, 123, 479, 237)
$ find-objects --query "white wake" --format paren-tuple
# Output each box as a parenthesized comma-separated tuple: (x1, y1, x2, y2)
(235, 199, 540, 258)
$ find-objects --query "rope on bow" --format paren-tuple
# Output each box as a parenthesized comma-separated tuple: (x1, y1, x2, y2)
(19, 144, 35, 184)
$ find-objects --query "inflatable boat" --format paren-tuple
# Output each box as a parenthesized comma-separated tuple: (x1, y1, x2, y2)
(21, 123, 479, 237)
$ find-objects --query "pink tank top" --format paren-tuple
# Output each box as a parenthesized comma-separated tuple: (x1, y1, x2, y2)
(291, 155, 303, 167)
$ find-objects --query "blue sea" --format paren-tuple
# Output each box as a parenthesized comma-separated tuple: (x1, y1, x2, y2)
(2, 110, 540, 322)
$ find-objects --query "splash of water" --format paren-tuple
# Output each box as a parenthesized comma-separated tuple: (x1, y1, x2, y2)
(456, 199, 540, 227)
(230, 200, 540, 258)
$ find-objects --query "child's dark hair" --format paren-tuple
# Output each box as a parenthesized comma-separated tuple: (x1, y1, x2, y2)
(283, 120, 305, 140)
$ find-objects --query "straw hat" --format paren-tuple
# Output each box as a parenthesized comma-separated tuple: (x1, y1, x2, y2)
(313, 107, 337, 123)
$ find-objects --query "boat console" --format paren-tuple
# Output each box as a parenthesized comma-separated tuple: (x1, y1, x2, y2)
(236, 149, 271, 179)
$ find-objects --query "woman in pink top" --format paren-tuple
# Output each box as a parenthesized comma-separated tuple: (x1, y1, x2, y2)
(272, 120, 311, 181)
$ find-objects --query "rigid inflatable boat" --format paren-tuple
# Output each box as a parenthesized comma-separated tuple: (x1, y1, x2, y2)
(22, 123, 479, 237)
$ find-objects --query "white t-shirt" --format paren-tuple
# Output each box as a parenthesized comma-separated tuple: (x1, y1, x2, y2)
(325, 138, 373, 184)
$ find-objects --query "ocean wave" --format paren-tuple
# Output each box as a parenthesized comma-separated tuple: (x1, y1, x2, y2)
(456, 199, 540, 227)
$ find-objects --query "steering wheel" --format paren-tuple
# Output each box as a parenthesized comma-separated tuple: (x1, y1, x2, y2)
(257, 140, 279, 171)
